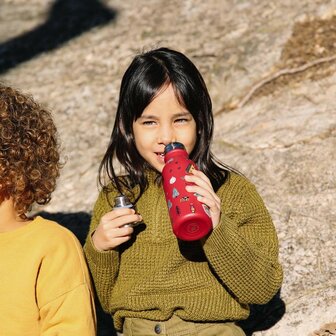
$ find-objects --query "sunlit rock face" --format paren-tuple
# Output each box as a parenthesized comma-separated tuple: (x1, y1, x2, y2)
(0, 1, 335, 335)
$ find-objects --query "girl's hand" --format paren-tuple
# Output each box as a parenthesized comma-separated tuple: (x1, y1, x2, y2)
(92, 208, 142, 251)
(184, 170, 221, 228)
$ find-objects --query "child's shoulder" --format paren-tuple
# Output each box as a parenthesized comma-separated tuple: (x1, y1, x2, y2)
(217, 171, 259, 199)
(30, 216, 82, 247)
(223, 171, 255, 189)
(27, 217, 89, 284)
(217, 172, 268, 212)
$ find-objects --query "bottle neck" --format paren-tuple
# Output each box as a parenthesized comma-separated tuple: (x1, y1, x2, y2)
(164, 148, 189, 162)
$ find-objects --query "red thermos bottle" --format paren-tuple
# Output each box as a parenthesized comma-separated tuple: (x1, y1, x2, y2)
(162, 142, 212, 241)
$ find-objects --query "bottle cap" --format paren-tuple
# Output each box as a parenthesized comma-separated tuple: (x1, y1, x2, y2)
(164, 142, 185, 155)
(114, 195, 133, 208)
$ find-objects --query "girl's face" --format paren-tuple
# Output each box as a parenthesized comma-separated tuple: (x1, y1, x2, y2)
(132, 84, 197, 173)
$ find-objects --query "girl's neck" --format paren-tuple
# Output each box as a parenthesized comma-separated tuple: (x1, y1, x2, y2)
(0, 198, 29, 233)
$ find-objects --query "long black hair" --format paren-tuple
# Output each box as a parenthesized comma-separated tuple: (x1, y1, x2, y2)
(99, 47, 233, 202)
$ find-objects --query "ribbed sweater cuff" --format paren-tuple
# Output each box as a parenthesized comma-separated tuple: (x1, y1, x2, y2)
(204, 214, 236, 252)
(84, 235, 119, 268)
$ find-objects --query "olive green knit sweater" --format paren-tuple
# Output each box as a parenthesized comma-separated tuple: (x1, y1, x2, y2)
(84, 171, 283, 331)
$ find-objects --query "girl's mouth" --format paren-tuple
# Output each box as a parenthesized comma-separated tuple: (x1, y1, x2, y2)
(156, 152, 165, 162)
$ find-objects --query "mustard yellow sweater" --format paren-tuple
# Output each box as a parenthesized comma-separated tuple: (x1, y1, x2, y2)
(84, 171, 283, 331)
(0, 216, 96, 335)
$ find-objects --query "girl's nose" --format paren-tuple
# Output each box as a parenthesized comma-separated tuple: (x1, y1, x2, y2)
(157, 125, 175, 145)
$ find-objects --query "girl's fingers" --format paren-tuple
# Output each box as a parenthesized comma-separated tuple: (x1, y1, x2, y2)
(185, 172, 222, 228)
(106, 225, 133, 236)
(199, 193, 221, 208)
(185, 180, 220, 204)
(102, 208, 135, 221)
(92, 210, 142, 251)
(197, 194, 221, 228)
(98, 233, 132, 250)
(185, 170, 221, 204)
(108, 236, 132, 246)
(187, 186, 220, 210)
(184, 170, 212, 191)
(101, 210, 142, 229)
(92, 224, 134, 251)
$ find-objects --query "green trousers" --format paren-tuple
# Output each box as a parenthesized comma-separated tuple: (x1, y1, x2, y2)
(122, 315, 246, 336)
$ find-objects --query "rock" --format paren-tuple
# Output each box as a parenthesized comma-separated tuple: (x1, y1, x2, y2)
(1, 0, 335, 334)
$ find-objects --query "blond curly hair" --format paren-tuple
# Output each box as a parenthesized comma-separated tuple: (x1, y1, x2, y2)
(0, 84, 61, 217)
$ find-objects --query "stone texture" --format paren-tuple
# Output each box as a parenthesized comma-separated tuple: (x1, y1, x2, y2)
(1, 0, 335, 334)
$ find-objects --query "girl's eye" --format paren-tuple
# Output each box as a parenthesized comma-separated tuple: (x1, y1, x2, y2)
(142, 120, 156, 126)
(175, 118, 188, 124)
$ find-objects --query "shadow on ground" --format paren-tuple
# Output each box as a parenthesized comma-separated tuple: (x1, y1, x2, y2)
(0, 0, 116, 74)
(237, 289, 286, 336)
(38, 211, 285, 336)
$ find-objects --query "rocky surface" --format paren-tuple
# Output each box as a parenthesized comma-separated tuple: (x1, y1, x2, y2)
(1, 0, 335, 335)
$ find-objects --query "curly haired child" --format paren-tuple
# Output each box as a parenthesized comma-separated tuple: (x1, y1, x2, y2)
(0, 84, 96, 335)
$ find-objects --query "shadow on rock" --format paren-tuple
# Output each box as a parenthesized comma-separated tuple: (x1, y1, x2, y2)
(37, 211, 117, 336)
(0, 0, 117, 74)
(237, 289, 286, 336)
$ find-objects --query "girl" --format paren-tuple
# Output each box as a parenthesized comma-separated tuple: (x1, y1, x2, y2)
(0, 84, 96, 335)
(84, 47, 283, 336)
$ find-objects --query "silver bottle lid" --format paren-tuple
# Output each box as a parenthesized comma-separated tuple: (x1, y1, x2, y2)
(113, 195, 141, 228)
(114, 195, 133, 209)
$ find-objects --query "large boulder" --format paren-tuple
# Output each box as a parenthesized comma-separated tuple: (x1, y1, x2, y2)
(1, 0, 335, 334)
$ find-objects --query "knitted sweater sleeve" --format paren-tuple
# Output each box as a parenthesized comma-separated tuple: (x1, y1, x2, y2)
(83, 190, 119, 312)
(203, 175, 283, 305)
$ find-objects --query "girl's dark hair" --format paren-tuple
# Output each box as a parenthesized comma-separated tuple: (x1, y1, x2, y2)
(100, 47, 232, 202)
